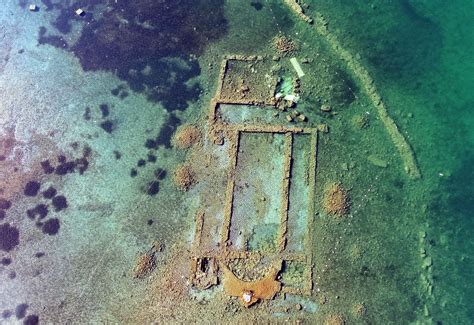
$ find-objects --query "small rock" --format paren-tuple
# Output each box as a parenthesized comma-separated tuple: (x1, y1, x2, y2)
(320, 104, 331, 112)
(367, 155, 388, 168)
(297, 114, 306, 122)
(317, 124, 329, 133)
(422, 256, 432, 269)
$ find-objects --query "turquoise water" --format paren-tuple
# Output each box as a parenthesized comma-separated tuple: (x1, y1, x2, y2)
(0, 0, 472, 323)
(311, 1, 474, 322)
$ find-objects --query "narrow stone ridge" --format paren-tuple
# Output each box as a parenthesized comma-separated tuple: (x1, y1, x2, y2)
(283, 0, 421, 179)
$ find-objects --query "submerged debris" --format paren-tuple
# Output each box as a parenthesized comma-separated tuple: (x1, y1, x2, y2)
(324, 314, 346, 325)
(323, 182, 350, 216)
(173, 125, 201, 149)
(133, 252, 156, 279)
(173, 164, 196, 191)
(272, 34, 297, 55)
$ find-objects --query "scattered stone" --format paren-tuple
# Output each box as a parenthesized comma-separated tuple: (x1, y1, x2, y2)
(320, 104, 331, 112)
(422, 256, 432, 269)
(173, 165, 196, 191)
(353, 303, 367, 317)
(323, 182, 350, 216)
(271, 34, 297, 55)
(173, 125, 201, 149)
(133, 252, 156, 279)
(352, 114, 370, 129)
(367, 155, 388, 168)
(324, 314, 345, 325)
(317, 124, 329, 133)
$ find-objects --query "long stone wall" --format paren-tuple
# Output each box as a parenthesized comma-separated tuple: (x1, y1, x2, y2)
(283, 1, 421, 179)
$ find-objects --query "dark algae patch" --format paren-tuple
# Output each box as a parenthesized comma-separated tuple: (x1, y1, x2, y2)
(52, 195, 67, 211)
(42, 186, 57, 199)
(100, 120, 114, 134)
(15, 303, 28, 319)
(0, 198, 12, 210)
(40, 160, 54, 174)
(146, 181, 160, 196)
(24, 181, 40, 197)
(99, 104, 109, 118)
(60, 0, 227, 109)
(0, 257, 12, 265)
(26, 204, 48, 220)
(0, 223, 20, 252)
(145, 114, 181, 150)
(250, 1, 263, 11)
(23, 314, 39, 325)
(42, 218, 60, 235)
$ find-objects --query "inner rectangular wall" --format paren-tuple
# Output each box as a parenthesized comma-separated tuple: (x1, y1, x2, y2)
(229, 132, 286, 252)
(286, 133, 312, 253)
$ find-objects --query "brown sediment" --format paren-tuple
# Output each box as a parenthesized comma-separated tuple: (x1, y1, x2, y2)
(173, 125, 201, 149)
(133, 252, 156, 279)
(324, 314, 346, 325)
(173, 164, 197, 191)
(221, 262, 282, 307)
(271, 34, 297, 55)
(0, 129, 65, 201)
(322, 182, 350, 216)
(283, 0, 421, 179)
(353, 302, 367, 317)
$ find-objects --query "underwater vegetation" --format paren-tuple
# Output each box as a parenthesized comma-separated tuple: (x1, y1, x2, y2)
(35, 0, 228, 110)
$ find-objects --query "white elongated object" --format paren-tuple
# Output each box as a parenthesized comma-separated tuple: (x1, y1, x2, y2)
(290, 57, 305, 78)
(75, 8, 85, 16)
(284, 94, 299, 103)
